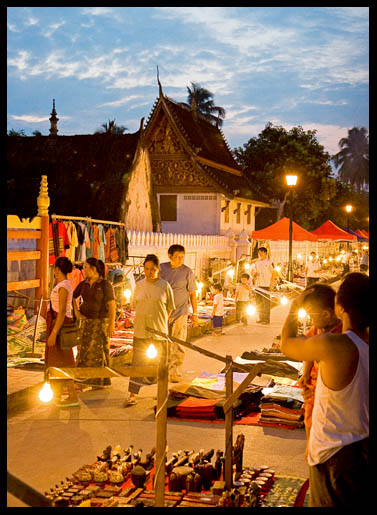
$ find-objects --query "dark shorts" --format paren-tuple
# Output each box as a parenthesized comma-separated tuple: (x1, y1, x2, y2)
(212, 316, 223, 328)
(309, 438, 369, 507)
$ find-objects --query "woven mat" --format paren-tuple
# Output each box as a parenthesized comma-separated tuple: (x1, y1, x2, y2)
(264, 475, 309, 507)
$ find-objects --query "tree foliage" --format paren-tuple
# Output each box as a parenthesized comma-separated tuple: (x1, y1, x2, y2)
(234, 123, 338, 230)
(185, 82, 226, 127)
(8, 129, 27, 136)
(332, 127, 369, 193)
(95, 119, 128, 134)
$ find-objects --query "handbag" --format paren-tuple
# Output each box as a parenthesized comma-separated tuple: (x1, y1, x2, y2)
(50, 300, 81, 350)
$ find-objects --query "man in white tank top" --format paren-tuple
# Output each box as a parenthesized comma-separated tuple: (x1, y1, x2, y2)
(281, 273, 369, 507)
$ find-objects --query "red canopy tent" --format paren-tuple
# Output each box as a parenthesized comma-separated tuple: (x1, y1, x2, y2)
(312, 220, 356, 241)
(356, 229, 369, 240)
(252, 217, 318, 241)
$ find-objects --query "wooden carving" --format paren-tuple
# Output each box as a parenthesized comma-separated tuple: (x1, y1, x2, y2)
(151, 160, 212, 187)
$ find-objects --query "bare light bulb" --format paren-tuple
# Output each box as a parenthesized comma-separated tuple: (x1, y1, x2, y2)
(298, 308, 307, 320)
(246, 304, 257, 316)
(280, 296, 288, 306)
(146, 343, 158, 359)
(39, 382, 53, 403)
(124, 288, 132, 301)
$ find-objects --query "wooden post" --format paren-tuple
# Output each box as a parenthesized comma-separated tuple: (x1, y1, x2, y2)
(36, 176, 50, 316)
(224, 355, 233, 490)
(154, 340, 168, 507)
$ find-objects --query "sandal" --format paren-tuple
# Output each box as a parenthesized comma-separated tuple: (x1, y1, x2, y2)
(122, 397, 137, 407)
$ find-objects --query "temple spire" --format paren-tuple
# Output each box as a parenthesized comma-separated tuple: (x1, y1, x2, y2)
(157, 65, 163, 97)
(49, 99, 59, 136)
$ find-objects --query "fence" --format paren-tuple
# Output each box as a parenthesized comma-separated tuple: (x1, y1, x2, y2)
(7, 176, 49, 314)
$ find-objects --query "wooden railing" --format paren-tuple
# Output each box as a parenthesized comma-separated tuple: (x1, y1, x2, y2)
(7, 176, 50, 314)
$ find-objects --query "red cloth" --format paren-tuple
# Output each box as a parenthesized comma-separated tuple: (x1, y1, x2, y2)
(252, 217, 318, 242)
(49, 221, 70, 265)
(67, 268, 85, 291)
(312, 220, 356, 241)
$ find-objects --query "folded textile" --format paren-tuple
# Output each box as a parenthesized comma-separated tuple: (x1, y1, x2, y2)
(262, 384, 304, 403)
(241, 350, 301, 362)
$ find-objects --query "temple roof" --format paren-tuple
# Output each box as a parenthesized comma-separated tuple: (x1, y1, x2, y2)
(144, 94, 269, 204)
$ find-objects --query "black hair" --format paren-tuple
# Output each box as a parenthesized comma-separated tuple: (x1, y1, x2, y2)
(336, 272, 369, 329)
(241, 273, 250, 279)
(55, 256, 73, 275)
(168, 244, 185, 256)
(302, 283, 336, 312)
(86, 257, 105, 277)
(258, 247, 268, 254)
(213, 283, 222, 292)
(144, 254, 160, 268)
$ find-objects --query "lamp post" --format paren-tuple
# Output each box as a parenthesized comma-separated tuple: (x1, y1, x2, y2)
(286, 174, 298, 283)
(346, 204, 352, 251)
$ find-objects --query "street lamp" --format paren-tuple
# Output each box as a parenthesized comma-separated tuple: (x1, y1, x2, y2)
(345, 205, 352, 251)
(286, 174, 298, 283)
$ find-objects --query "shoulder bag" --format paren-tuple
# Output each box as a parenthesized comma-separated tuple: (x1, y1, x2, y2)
(50, 300, 81, 350)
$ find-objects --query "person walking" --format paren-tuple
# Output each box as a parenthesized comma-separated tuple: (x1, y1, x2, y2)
(305, 252, 321, 287)
(123, 254, 175, 407)
(281, 272, 369, 507)
(296, 283, 342, 459)
(360, 248, 369, 272)
(73, 257, 116, 389)
(45, 256, 79, 407)
(235, 273, 252, 325)
(251, 247, 278, 325)
(211, 283, 224, 335)
(160, 244, 198, 383)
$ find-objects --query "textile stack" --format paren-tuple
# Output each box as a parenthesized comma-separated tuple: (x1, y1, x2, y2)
(259, 385, 304, 429)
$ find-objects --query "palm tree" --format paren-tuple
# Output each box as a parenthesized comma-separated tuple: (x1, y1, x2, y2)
(95, 119, 128, 134)
(186, 82, 226, 127)
(332, 127, 369, 192)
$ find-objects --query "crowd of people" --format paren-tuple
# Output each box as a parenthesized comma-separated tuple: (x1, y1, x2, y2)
(44, 243, 369, 508)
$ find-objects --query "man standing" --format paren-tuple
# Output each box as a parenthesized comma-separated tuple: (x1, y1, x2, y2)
(160, 244, 198, 382)
(251, 247, 278, 325)
(305, 252, 321, 287)
(281, 273, 369, 507)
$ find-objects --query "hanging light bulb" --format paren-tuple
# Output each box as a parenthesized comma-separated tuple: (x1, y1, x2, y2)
(297, 253, 302, 260)
(275, 265, 281, 273)
(39, 381, 53, 403)
(246, 304, 257, 316)
(146, 343, 158, 359)
(280, 296, 288, 306)
(123, 288, 132, 301)
(227, 269, 234, 279)
(298, 308, 307, 320)
(244, 263, 250, 270)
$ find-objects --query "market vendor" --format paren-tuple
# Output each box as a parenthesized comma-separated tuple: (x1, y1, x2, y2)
(281, 273, 369, 508)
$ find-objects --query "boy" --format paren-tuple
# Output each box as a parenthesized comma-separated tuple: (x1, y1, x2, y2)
(211, 283, 224, 336)
(235, 273, 252, 325)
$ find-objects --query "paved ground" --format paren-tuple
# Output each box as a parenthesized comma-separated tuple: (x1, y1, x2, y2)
(7, 301, 310, 507)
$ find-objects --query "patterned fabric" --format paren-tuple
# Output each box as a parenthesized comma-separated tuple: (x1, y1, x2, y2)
(48, 221, 70, 265)
(45, 309, 76, 369)
(76, 317, 111, 386)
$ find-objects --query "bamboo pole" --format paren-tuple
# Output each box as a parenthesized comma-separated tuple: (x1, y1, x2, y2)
(224, 355, 233, 490)
(154, 340, 168, 507)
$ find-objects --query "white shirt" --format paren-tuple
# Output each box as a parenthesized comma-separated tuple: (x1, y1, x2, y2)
(235, 283, 251, 302)
(253, 258, 274, 287)
(308, 330, 369, 466)
(213, 293, 224, 316)
(50, 279, 73, 317)
(306, 259, 320, 278)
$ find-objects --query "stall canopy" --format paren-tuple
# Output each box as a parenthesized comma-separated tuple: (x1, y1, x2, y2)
(252, 217, 318, 241)
(355, 229, 369, 240)
(312, 220, 357, 241)
(343, 228, 368, 242)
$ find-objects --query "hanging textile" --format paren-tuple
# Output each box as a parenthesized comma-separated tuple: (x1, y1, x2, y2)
(86, 221, 94, 259)
(97, 224, 106, 262)
(92, 224, 100, 259)
(64, 221, 79, 261)
(48, 221, 70, 265)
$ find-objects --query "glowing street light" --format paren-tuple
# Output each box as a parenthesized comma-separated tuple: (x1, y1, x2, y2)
(285, 174, 298, 283)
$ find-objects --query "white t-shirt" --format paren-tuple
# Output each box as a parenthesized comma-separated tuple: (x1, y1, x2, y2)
(235, 283, 250, 302)
(253, 258, 274, 287)
(306, 259, 320, 278)
(50, 279, 73, 317)
(213, 293, 224, 316)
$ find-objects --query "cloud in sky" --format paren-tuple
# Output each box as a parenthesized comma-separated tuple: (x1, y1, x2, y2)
(7, 6, 369, 155)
